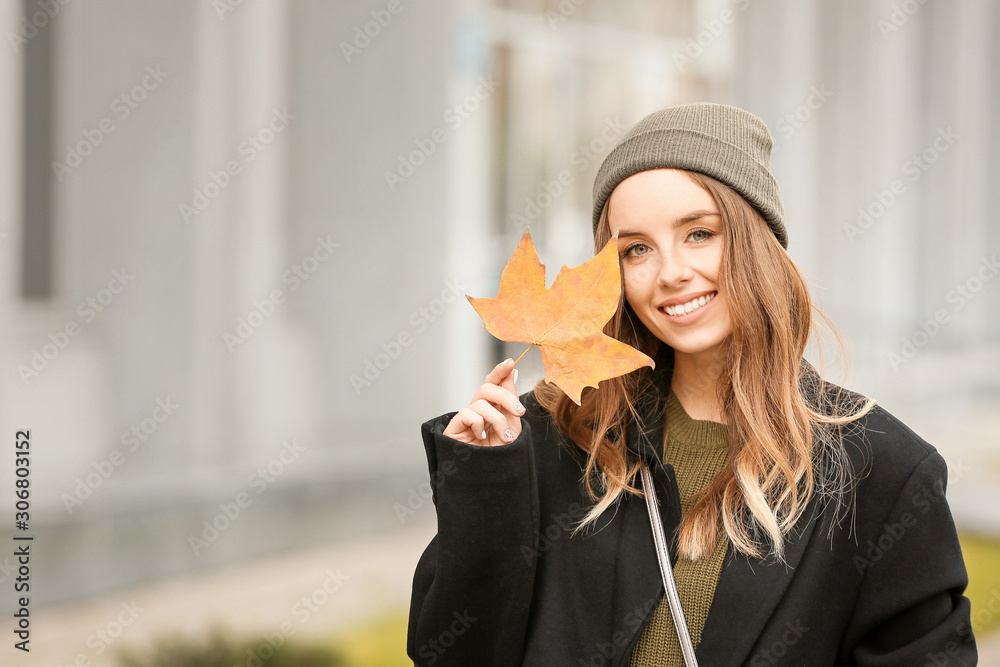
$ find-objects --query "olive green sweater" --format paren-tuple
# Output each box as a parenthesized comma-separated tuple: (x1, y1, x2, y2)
(628, 391, 729, 667)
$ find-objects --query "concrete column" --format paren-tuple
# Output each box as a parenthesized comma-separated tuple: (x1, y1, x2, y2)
(227, 2, 317, 463)
(188, 5, 239, 469)
(442, 0, 496, 411)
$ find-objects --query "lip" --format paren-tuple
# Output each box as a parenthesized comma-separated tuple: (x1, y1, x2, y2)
(656, 290, 718, 325)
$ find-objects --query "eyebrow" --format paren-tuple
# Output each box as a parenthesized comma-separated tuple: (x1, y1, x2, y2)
(615, 210, 721, 238)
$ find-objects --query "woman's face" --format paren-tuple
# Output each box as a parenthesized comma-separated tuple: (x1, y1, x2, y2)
(607, 168, 732, 360)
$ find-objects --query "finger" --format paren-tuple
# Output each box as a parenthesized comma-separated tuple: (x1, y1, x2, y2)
(500, 364, 519, 399)
(474, 382, 525, 418)
(484, 357, 516, 387)
(470, 399, 513, 442)
(478, 377, 522, 443)
(498, 366, 522, 439)
(444, 407, 487, 443)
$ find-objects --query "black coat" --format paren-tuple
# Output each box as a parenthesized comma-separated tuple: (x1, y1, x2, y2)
(406, 361, 977, 666)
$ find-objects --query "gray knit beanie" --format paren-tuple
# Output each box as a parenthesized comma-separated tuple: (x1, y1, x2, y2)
(591, 102, 787, 249)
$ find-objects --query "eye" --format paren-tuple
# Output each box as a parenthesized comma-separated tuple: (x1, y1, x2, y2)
(688, 228, 716, 243)
(621, 242, 650, 258)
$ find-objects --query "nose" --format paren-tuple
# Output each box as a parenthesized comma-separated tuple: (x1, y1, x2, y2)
(657, 248, 693, 288)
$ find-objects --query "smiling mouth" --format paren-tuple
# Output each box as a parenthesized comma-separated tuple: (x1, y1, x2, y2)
(660, 292, 717, 317)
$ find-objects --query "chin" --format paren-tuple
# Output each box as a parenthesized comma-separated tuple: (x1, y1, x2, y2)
(669, 339, 728, 357)
(645, 323, 730, 358)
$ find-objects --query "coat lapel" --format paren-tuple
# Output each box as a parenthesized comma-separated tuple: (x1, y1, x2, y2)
(607, 348, 686, 667)
(625, 345, 673, 469)
(630, 352, 828, 665)
(695, 500, 821, 666)
(624, 348, 683, 563)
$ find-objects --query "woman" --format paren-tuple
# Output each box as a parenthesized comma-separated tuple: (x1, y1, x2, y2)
(406, 103, 976, 666)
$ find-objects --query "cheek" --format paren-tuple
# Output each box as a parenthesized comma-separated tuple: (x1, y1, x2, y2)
(701, 248, 724, 282)
(621, 268, 648, 304)
(713, 294, 734, 334)
(622, 262, 656, 290)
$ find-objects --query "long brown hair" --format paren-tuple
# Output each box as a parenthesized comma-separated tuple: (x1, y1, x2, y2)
(533, 170, 874, 561)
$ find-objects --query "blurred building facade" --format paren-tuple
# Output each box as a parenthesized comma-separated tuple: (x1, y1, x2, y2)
(0, 0, 996, 609)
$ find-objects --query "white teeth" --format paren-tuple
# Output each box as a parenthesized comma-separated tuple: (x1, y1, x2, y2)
(663, 292, 715, 317)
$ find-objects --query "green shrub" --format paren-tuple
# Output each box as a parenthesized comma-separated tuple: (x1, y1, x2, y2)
(116, 629, 346, 667)
(116, 538, 1000, 667)
(960, 532, 1000, 638)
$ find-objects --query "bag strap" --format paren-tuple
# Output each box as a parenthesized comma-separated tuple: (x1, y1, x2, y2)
(640, 462, 699, 667)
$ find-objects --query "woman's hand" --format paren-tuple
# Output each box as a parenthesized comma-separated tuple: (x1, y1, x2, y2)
(443, 358, 525, 447)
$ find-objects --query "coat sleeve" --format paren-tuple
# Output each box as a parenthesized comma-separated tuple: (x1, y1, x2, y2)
(406, 411, 540, 666)
(846, 450, 977, 665)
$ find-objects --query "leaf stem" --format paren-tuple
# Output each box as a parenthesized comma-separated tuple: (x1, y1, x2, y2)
(512, 343, 535, 367)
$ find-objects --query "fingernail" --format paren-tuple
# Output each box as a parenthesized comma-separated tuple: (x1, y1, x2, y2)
(514, 402, 524, 414)
(503, 357, 513, 365)
(481, 429, 487, 439)
(513, 369, 519, 385)
(505, 429, 514, 441)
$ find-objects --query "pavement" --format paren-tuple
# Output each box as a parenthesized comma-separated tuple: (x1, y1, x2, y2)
(26, 516, 437, 667)
(24, 508, 1000, 666)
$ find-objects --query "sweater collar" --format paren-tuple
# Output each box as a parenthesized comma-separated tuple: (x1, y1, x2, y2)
(664, 390, 728, 449)
(627, 353, 827, 466)
(623, 350, 830, 665)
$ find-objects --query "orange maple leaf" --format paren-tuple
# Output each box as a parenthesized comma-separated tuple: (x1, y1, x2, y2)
(467, 227, 655, 405)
